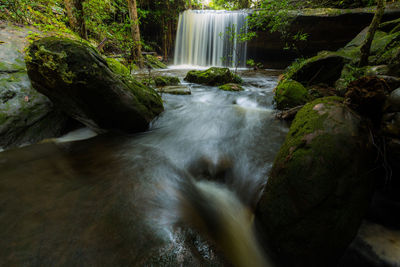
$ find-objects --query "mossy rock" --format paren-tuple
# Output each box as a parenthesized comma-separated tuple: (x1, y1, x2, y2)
(26, 37, 164, 133)
(144, 54, 167, 69)
(256, 97, 375, 267)
(284, 51, 352, 87)
(218, 83, 243, 91)
(184, 67, 242, 86)
(105, 58, 130, 76)
(274, 80, 309, 110)
(154, 76, 180, 87)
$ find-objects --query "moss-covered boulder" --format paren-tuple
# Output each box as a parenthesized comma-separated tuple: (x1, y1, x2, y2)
(144, 54, 167, 69)
(218, 83, 243, 91)
(184, 67, 242, 86)
(274, 80, 309, 110)
(256, 97, 375, 267)
(154, 76, 180, 87)
(285, 51, 352, 87)
(26, 37, 164, 133)
(105, 58, 130, 76)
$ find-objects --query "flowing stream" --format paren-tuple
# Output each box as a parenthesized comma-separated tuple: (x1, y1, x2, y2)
(0, 68, 289, 265)
(174, 10, 248, 67)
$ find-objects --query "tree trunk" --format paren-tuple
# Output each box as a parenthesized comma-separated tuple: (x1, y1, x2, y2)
(64, 0, 87, 40)
(188, 0, 192, 9)
(127, 0, 143, 68)
(359, 0, 385, 67)
(65, 0, 78, 29)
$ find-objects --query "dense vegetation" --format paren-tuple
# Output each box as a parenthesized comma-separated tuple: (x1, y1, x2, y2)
(0, 0, 387, 68)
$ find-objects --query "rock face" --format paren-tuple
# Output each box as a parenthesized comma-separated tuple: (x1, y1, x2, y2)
(247, 7, 400, 68)
(274, 79, 309, 110)
(26, 37, 164, 133)
(0, 23, 75, 150)
(256, 97, 375, 267)
(184, 67, 242, 86)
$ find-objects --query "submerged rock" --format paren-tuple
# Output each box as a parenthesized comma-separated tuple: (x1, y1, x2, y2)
(256, 97, 375, 267)
(184, 67, 242, 86)
(274, 79, 309, 110)
(156, 85, 191, 95)
(26, 37, 164, 133)
(154, 76, 180, 87)
(218, 83, 243, 92)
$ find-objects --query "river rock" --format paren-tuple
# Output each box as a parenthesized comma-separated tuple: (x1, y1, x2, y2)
(218, 83, 243, 91)
(256, 96, 375, 267)
(184, 67, 242, 86)
(26, 37, 164, 133)
(0, 22, 75, 150)
(274, 79, 309, 110)
(154, 76, 180, 87)
(156, 85, 191, 95)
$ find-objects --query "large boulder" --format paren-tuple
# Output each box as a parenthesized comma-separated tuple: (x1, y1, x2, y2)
(256, 97, 375, 267)
(26, 37, 164, 133)
(0, 23, 75, 150)
(184, 67, 242, 86)
(274, 79, 309, 110)
(285, 51, 352, 87)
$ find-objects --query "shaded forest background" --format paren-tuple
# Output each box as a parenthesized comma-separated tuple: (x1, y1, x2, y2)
(0, 0, 393, 64)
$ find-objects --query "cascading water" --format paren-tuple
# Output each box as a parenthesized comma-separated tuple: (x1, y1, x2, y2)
(174, 10, 248, 67)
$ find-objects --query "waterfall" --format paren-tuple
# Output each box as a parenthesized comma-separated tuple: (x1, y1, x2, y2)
(174, 10, 248, 67)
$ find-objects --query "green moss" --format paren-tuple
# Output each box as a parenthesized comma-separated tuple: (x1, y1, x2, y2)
(184, 67, 242, 86)
(144, 55, 167, 69)
(154, 76, 180, 87)
(274, 80, 309, 110)
(106, 58, 130, 76)
(218, 83, 244, 91)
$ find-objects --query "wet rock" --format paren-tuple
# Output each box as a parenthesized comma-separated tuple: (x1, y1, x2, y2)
(154, 76, 180, 87)
(184, 67, 242, 86)
(345, 76, 390, 122)
(256, 96, 375, 267)
(218, 83, 244, 92)
(339, 221, 400, 267)
(26, 37, 164, 133)
(156, 85, 191, 95)
(387, 88, 400, 112)
(274, 79, 309, 110)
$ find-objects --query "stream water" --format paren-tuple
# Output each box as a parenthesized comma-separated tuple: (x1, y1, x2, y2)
(0, 68, 289, 265)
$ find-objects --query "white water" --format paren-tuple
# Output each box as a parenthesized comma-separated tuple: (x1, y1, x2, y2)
(174, 10, 248, 67)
